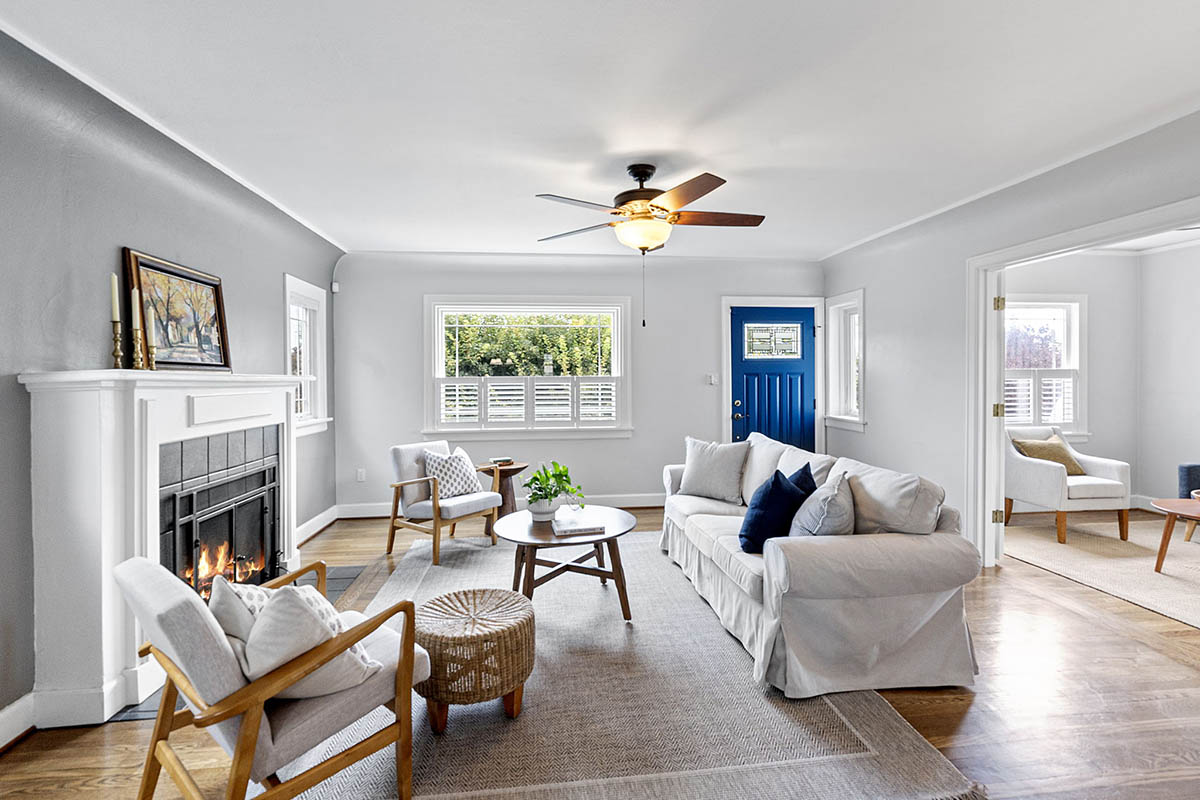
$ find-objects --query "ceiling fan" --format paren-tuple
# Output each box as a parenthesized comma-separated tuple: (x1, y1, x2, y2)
(537, 164, 764, 253)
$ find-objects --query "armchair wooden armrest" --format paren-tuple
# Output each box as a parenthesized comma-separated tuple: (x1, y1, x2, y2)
(476, 463, 501, 492)
(390, 476, 435, 490)
(262, 560, 327, 595)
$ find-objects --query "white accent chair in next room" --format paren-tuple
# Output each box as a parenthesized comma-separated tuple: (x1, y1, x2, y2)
(1004, 425, 1131, 544)
(386, 440, 501, 564)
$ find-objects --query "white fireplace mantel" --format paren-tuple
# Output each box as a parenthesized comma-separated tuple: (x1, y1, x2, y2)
(18, 369, 303, 727)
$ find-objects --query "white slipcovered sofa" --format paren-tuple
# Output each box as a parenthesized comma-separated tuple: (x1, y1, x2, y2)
(660, 432, 981, 698)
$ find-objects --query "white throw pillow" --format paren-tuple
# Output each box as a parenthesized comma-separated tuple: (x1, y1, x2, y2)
(208, 576, 381, 699)
(679, 436, 750, 504)
(831, 457, 945, 534)
(424, 446, 483, 499)
(790, 472, 855, 536)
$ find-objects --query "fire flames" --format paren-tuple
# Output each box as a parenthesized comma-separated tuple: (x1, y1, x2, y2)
(184, 542, 264, 598)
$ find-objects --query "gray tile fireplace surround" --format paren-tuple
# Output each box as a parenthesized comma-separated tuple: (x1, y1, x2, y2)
(159, 424, 280, 490)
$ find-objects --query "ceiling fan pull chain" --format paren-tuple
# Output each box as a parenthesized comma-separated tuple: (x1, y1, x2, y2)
(641, 249, 647, 327)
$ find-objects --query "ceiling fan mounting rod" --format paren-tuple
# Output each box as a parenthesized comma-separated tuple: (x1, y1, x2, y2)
(626, 163, 657, 188)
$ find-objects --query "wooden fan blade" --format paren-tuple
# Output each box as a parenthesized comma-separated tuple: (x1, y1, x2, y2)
(536, 194, 619, 213)
(537, 221, 617, 242)
(650, 173, 726, 212)
(673, 211, 765, 227)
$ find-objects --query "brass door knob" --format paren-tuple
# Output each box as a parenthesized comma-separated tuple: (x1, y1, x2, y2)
(732, 413, 744, 420)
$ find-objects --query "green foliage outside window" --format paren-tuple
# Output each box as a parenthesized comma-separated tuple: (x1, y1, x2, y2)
(443, 312, 613, 377)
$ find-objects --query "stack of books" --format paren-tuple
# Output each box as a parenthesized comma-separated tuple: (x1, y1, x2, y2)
(489, 456, 514, 467)
(551, 509, 604, 537)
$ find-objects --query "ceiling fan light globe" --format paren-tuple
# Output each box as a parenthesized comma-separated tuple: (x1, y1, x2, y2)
(614, 217, 672, 252)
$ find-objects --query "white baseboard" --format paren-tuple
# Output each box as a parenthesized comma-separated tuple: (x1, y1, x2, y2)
(295, 505, 338, 543)
(336, 493, 664, 520)
(0, 693, 35, 751)
(1131, 494, 1159, 512)
(34, 675, 125, 728)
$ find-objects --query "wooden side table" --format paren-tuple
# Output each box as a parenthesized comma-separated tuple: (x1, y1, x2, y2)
(479, 462, 528, 536)
(1152, 497, 1200, 573)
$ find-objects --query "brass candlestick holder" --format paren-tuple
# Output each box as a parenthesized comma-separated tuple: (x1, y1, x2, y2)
(132, 328, 145, 370)
(111, 320, 123, 369)
(147, 341, 157, 371)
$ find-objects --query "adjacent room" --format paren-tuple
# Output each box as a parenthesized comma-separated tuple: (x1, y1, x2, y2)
(4, 3, 1200, 799)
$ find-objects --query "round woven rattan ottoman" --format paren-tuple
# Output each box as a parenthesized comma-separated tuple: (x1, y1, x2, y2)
(413, 588, 535, 733)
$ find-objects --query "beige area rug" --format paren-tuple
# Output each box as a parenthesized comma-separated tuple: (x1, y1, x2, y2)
(1005, 515, 1200, 626)
(275, 533, 984, 799)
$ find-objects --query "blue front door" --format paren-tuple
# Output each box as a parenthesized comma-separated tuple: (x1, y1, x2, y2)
(730, 306, 816, 449)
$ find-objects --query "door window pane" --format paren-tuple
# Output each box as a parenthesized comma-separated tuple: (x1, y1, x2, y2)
(744, 323, 802, 359)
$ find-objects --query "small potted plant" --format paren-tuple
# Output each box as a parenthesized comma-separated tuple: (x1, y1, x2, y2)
(523, 461, 585, 521)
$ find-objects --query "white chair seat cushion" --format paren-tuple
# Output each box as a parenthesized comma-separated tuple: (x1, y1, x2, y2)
(405, 490, 502, 521)
(1066, 475, 1127, 499)
(258, 610, 431, 781)
(664, 494, 745, 529)
(711, 535, 766, 602)
(684, 514, 745, 559)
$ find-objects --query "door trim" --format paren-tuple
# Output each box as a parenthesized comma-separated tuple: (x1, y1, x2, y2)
(964, 193, 1200, 567)
(721, 296, 826, 452)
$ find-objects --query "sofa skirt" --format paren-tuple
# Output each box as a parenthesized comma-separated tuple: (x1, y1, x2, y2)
(659, 518, 768, 664)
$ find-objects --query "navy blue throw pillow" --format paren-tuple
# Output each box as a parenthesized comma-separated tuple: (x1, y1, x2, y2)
(739, 465, 817, 554)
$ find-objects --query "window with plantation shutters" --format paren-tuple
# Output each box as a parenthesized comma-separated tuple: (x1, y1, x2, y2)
(427, 297, 631, 434)
(1003, 298, 1085, 432)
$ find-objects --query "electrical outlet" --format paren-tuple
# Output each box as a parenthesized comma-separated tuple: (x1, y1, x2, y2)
(705, 373, 718, 385)
(355, 468, 367, 482)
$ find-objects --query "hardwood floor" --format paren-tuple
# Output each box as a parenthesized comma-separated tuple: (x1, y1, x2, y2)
(5, 508, 1200, 798)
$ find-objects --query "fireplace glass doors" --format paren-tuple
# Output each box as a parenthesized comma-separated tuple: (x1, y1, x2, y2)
(158, 425, 281, 597)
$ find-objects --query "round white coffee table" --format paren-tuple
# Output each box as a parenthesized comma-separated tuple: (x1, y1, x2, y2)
(493, 505, 636, 620)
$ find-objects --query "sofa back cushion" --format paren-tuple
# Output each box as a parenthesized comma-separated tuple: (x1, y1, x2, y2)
(832, 457, 945, 534)
(776, 446, 837, 487)
(680, 436, 750, 504)
(741, 432, 837, 503)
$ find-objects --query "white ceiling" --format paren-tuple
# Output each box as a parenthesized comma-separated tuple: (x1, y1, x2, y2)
(4, 1, 1200, 259)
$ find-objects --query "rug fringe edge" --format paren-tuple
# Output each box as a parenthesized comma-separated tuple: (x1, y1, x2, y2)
(932, 783, 988, 800)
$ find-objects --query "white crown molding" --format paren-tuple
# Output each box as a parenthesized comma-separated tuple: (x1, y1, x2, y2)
(0, 23, 344, 252)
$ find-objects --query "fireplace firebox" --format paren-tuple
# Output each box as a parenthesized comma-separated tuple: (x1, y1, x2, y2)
(159, 425, 282, 597)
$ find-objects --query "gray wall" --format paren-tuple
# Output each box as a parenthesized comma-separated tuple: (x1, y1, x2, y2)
(333, 252, 823, 509)
(1138, 244, 1200, 499)
(822, 109, 1200, 516)
(0, 33, 341, 709)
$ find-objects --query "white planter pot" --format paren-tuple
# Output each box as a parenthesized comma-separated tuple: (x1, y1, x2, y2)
(528, 497, 562, 522)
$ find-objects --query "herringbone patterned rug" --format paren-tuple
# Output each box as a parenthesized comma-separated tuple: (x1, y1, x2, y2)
(275, 532, 983, 799)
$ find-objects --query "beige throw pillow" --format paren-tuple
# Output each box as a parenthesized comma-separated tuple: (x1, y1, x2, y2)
(1011, 434, 1085, 476)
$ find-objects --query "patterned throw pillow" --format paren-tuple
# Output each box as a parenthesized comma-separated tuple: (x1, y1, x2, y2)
(208, 575, 381, 698)
(424, 446, 483, 499)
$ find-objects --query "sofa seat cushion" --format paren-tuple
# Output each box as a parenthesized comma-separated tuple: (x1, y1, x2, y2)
(683, 514, 745, 559)
(405, 490, 501, 521)
(262, 610, 431, 780)
(665, 494, 745, 529)
(1066, 475, 1126, 499)
(712, 535, 766, 602)
(832, 457, 945, 534)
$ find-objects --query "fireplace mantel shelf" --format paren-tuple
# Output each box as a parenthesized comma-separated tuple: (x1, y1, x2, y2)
(19, 369, 305, 391)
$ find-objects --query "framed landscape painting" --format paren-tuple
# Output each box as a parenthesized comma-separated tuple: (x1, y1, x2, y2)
(123, 248, 232, 371)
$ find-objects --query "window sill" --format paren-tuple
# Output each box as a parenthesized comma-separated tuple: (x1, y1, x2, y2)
(825, 415, 866, 433)
(295, 416, 333, 437)
(421, 426, 634, 441)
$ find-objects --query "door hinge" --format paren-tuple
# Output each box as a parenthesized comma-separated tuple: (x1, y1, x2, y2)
(813, 398, 817, 410)
(993, 296, 1006, 311)
(991, 509, 1005, 523)
(992, 403, 1006, 417)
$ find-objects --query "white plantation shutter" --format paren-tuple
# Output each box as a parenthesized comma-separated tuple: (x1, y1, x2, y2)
(534, 380, 573, 422)
(486, 381, 526, 423)
(438, 380, 480, 425)
(579, 379, 618, 422)
(1004, 368, 1077, 427)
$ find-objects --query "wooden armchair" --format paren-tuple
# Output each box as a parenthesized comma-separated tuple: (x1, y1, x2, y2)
(386, 440, 502, 564)
(114, 557, 430, 800)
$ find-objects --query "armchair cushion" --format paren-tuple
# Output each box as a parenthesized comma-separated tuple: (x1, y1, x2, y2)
(1066, 475, 1127, 499)
(1011, 434, 1085, 476)
(423, 446, 484, 499)
(391, 440, 450, 509)
(258, 610, 430, 781)
(405, 490, 501, 521)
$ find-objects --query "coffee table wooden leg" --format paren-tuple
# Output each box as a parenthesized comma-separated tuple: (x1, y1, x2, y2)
(595, 543, 606, 584)
(502, 684, 523, 719)
(426, 699, 449, 734)
(522, 545, 537, 599)
(1156, 513, 1178, 573)
(512, 544, 525, 591)
(1186, 519, 1197, 542)
(606, 539, 631, 621)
